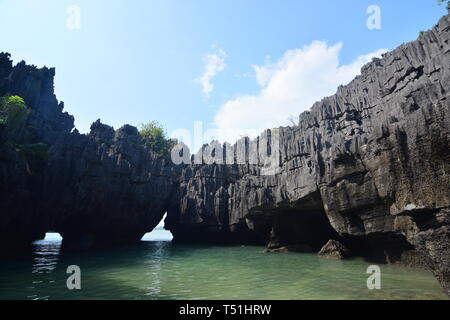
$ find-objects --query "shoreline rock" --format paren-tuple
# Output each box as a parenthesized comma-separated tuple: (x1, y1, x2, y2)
(0, 14, 449, 295)
(318, 240, 350, 259)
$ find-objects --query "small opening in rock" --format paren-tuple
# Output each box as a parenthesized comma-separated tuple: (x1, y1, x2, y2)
(40, 232, 63, 242)
(141, 213, 173, 242)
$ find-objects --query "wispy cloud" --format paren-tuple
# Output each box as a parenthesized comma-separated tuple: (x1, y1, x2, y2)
(213, 41, 387, 143)
(195, 48, 226, 100)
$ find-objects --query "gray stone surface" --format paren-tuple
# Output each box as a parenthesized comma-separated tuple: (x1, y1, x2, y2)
(43, 121, 179, 248)
(0, 14, 449, 293)
(318, 240, 350, 259)
(0, 53, 177, 249)
(166, 14, 450, 293)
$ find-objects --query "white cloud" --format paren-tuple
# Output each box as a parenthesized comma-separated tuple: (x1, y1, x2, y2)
(213, 41, 387, 143)
(195, 48, 226, 100)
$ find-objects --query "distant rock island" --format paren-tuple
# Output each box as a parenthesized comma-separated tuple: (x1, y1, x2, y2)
(0, 14, 448, 295)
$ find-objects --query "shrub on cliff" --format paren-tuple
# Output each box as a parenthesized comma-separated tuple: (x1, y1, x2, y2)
(438, 0, 450, 10)
(139, 121, 173, 159)
(0, 95, 29, 145)
(0, 95, 48, 171)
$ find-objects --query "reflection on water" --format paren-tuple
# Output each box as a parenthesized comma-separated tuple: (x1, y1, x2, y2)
(0, 232, 447, 300)
(32, 234, 62, 275)
(142, 229, 173, 242)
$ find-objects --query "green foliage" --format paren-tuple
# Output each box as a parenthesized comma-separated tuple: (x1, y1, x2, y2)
(139, 121, 172, 159)
(0, 95, 29, 144)
(438, 0, 450, 10)
(0, 95, 48, 173)
(418, 31, 425, 40)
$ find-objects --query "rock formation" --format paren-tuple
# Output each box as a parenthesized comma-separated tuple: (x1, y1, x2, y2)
(0, 14, 449, 294)
(0, 53, 178, 249)
(0, 53, 74, 247)
(318, 240, 350, 259)
(165, 14, 450, 294)
(42, 121, 178, 249)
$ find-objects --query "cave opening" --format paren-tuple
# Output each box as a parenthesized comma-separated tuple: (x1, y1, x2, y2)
(141, 213, 173, 242)
(265, 191, 341, 252)
(41, 232, 63, 242)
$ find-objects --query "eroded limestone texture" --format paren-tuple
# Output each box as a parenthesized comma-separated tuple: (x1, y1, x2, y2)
(318, 240, 350, 259)
(0, 14, 449, 294)
(165, 14, 450, 294)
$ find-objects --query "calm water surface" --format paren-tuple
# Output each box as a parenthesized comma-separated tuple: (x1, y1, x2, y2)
(0, 231, 447, 300)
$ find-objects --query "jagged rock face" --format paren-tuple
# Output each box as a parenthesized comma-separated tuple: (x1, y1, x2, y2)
(0, 53, 175, 249)
(0, 53, 74, 144)
(0, 53, 75, 248)
(165, 14, 450, 293)
(0, 144, 48, 247)
(42, 121, 177, 248)
(0, 14, 448, 293)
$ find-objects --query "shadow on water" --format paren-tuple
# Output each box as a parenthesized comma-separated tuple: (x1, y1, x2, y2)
(0, 233, 447, 300)
(0, 236, 176, 299)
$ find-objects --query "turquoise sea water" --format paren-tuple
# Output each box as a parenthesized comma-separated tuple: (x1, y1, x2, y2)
(0, 232, 447, 300)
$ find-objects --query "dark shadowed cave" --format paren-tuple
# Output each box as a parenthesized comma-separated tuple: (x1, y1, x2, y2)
(268, 210, 339, 252)
(245, 191, 341, 252)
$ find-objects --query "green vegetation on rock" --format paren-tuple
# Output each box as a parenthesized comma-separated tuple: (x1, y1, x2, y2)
(438, 0, 450, 10)
(0, 95, 29, 145)
(418, 31, 425, 40)
(139, 120, 173, 159)
(0, 95, 48, 171)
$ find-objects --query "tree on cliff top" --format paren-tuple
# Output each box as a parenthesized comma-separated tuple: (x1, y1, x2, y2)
(0, 95, 29, 145)
(0, 95, 48, 173)
(438, 0, 450, 10)
(139, 120, 172, 159)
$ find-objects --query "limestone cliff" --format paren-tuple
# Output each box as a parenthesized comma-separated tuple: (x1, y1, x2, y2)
(0, 53, 74, 246)
(0, 14, 449, 294)
(165, 14, 450, 294)
(43, 121, 178, 248)
(0, 53, 177, 249)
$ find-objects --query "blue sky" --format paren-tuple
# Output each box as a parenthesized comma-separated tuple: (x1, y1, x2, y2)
(0, 0, 446, 148)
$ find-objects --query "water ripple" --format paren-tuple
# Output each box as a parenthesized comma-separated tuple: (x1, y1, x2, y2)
(0, 232, 447, 300)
